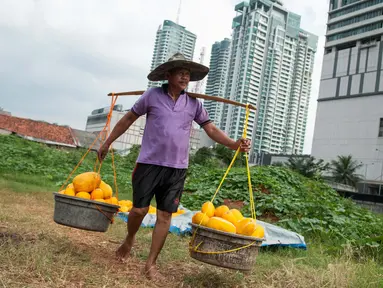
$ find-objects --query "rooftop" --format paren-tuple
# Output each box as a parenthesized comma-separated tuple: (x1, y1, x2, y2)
(0, 114, 102, 150)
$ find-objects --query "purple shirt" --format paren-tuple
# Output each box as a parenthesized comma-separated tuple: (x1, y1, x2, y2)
(131, 85, 211, 169)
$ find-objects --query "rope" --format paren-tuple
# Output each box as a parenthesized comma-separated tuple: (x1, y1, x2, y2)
(95, 204, 115, 224)
(192, 240, 258, 255)
(59, 93, 120, 222)
(189, 104, 257, 255)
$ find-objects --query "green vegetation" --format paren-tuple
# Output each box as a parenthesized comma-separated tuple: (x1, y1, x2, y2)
(283, 156, 329, 179)
(276, 155, 365, 188)
(1, 134, 383, 287)
(329, 155, 364, 187)
(2, 135, 383, 250)
(0, 134, 135, 198)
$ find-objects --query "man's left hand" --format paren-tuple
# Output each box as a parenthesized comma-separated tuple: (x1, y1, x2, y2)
(232, 138, 251, 152)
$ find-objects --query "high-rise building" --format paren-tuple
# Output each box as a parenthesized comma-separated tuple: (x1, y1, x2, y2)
(312, 0, 383, 190)
(204, 38, 231, 125)
(221, 1, 317, 160)
(148, 20, 197, 88)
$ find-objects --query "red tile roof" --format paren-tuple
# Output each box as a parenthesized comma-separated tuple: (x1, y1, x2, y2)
(0, 114, 76, 146)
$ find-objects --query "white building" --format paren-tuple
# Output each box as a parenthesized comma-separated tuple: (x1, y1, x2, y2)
(85, 105, 146, 152)
(148, 20, 197, 89)
(85, 105, 201, 153)
(312, 0, 383, 189)
(221, 1, 317, 161)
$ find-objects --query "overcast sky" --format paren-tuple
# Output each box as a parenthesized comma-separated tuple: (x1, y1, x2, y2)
(0, 0, 328, 154)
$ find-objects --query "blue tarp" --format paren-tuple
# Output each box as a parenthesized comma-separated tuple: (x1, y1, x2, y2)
(116, 205, 307, 249)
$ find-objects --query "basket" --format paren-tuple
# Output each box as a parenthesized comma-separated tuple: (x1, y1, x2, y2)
(53, 192, 120, 232)
(189, 223, 264, 271)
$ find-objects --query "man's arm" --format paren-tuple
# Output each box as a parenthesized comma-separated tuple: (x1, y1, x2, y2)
(98, 111, 138, 161)
(202, 122, 251, 152)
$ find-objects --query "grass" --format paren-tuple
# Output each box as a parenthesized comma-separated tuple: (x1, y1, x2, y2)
(1, 175, 383, 287)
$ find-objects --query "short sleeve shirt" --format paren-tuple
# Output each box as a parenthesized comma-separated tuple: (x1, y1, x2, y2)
(131, 84, 211, 169)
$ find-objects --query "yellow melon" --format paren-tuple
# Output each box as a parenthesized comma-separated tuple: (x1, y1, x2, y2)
(104, 198, 112, 204)
(90, 188, 104, 200)
(110, 197, 118, 205)
(237, 218, 257, 236)
(119, 206, 129, 213)
(67, 183, 74, 190)
(58, 190, 65, 194)
(100, 180, 113, 199)
(73, 172, 101, 193)
(230, 209, 244, 221)
(214, 205, 229, 217)
(235, 218, 252, 231)
(177, 208, 185, 214)
(76, 192, 91, 200)
(251, 224, 265, 239)
(192, 212, 210, 226)
(148, 205, 156, 214)
(201, 201, 215, 217)
(94, 198, 106, 203)
(207, 217, 236, 234)
(222, 210, 237, 226)
(119, 200, 133, 207)
(64, 186, 76, 196)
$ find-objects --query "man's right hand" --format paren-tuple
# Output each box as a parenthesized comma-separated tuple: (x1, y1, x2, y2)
(97, 142, 110, 162)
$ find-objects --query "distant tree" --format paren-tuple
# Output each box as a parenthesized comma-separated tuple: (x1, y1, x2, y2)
(329, 155, 363, 187)
(213, 144, 247, 167)
(285, 156, 329, 179)
(191, 147, 215, 166)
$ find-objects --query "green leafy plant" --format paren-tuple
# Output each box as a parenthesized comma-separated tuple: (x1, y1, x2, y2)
(2, 135, 383, 253)
(329, 155, 363, 187)
(285, 156, 329, 179)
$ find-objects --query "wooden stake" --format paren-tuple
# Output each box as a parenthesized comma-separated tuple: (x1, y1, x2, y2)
(107, 90, 256, 110)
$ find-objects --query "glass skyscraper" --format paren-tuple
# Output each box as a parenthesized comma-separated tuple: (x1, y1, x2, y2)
(221, 0, 317, 159)
(148, 20, 197, 88)
(204, 38, 231, 125)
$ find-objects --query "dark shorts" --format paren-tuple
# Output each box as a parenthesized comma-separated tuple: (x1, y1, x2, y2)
(132, 163, 187, 213)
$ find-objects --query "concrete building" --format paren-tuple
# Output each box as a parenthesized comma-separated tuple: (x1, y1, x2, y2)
(204, 38, 231, 125)
(312, 0, 383, 194)
(148, 20, 197, 88)
(221, 0, 317, 161)
(85, 105, 146, 152)
(85, 105, 201, 153)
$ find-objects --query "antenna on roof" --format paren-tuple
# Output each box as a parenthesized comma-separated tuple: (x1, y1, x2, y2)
(176, 0, 182, 24)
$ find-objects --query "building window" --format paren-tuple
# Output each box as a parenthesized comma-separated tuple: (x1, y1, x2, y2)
(330, 0, 383, 19)
(328, 9, 383, 31)
(379, 118, 383, 137)
(327, 22, 383, 42)
(86, 114, 108, 126)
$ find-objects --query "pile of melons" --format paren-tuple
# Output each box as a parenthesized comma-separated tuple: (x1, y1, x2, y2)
(192, 201, 265, 239)
(59, 172, 129, 212)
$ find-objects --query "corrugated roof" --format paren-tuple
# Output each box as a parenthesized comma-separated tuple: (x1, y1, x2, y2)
(0, 114, 103, 150)
(0, 114, 75, 146)
(71, 128, 103, 151)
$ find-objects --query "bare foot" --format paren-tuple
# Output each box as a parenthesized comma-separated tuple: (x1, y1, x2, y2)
(115, 240, 132, 262)
(144, 265, 166, 283)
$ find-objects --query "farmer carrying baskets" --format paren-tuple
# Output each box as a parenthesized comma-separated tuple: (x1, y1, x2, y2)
(97, 52, 251, 281)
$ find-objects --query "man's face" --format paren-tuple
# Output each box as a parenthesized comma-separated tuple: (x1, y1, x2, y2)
(166, 68, 190, 91)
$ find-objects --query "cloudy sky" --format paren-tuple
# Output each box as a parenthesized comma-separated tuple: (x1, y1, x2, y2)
(1, 0, 328, 153)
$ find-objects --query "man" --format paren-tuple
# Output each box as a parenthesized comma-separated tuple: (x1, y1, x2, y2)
(97, 53, 250, 281)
